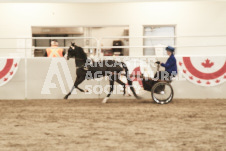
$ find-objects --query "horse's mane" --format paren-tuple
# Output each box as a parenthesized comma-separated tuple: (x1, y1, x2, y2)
(75, 45, 87, 60)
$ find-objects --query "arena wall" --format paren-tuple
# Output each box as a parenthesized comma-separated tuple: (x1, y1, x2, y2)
(0, 57, 225, 100)
(0, 1, 226, 56)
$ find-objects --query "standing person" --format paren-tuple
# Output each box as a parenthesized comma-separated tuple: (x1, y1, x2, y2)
(44, 39, 65, 57)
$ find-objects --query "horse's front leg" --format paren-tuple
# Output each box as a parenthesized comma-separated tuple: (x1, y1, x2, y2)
(115, 77, 126, 96)
(64, 86, 75, 99)
(64, 76, 86, 99)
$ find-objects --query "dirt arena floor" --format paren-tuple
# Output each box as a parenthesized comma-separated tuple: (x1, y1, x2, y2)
(0, 99, 225, 151)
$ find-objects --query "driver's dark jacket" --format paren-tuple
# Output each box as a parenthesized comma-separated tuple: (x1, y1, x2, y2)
(161, 54, 177, 75)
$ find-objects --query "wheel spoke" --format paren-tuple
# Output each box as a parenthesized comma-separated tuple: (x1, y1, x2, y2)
(151, 82, 174, 104)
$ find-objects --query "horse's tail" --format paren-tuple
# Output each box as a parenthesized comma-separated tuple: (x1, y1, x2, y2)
(121, 62, 140, 99)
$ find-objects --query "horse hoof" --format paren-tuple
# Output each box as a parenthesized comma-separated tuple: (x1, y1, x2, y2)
(136, 96, 142, 100)
(64, 96, 68, 100)
(102, 97, 109, 103)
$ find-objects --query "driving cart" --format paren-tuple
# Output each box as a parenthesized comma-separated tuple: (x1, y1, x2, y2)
(131, 62, 174, 104)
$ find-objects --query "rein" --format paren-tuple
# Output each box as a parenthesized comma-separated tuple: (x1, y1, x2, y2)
(75, 58, 87, 61)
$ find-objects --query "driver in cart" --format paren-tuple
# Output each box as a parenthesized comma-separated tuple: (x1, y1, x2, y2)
(143, 46, 177, 93)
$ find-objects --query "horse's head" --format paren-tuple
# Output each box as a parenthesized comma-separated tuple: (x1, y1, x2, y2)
(67, 42, 76, 60)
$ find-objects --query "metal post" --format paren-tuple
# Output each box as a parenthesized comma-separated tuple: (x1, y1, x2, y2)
(24, 38, 27, 99)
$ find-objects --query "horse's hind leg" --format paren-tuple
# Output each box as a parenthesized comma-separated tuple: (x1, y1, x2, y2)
(127, 79, 141, 99)
(64, 76, 85, 99)
(102, 80, 114, 103)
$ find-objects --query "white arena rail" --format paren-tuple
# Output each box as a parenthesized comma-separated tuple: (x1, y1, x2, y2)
(100, 35, 226, 48)
(0, 37, 99, 99)
(0, 36, 225, 100)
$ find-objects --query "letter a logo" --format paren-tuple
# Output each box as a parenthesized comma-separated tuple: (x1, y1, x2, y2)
(41, 58, 75, 94)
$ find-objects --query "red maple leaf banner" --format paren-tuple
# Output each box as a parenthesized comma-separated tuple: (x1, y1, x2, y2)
(201, 59, 214, 68)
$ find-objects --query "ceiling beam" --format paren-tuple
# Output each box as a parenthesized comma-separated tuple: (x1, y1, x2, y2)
(0, 0, 225, 3)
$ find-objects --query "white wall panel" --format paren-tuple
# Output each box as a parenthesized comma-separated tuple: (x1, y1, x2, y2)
(0, 57, 225, 100)
(0, 2, 225, 56)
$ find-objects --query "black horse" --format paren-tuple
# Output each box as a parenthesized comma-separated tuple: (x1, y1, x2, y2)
(64, 43, 140, 103)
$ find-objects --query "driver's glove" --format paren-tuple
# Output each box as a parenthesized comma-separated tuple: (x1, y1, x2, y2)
(155, 61, 161, 64)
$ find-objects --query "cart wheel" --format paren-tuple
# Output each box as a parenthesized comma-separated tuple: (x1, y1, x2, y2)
(151, 82, 174, 104)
